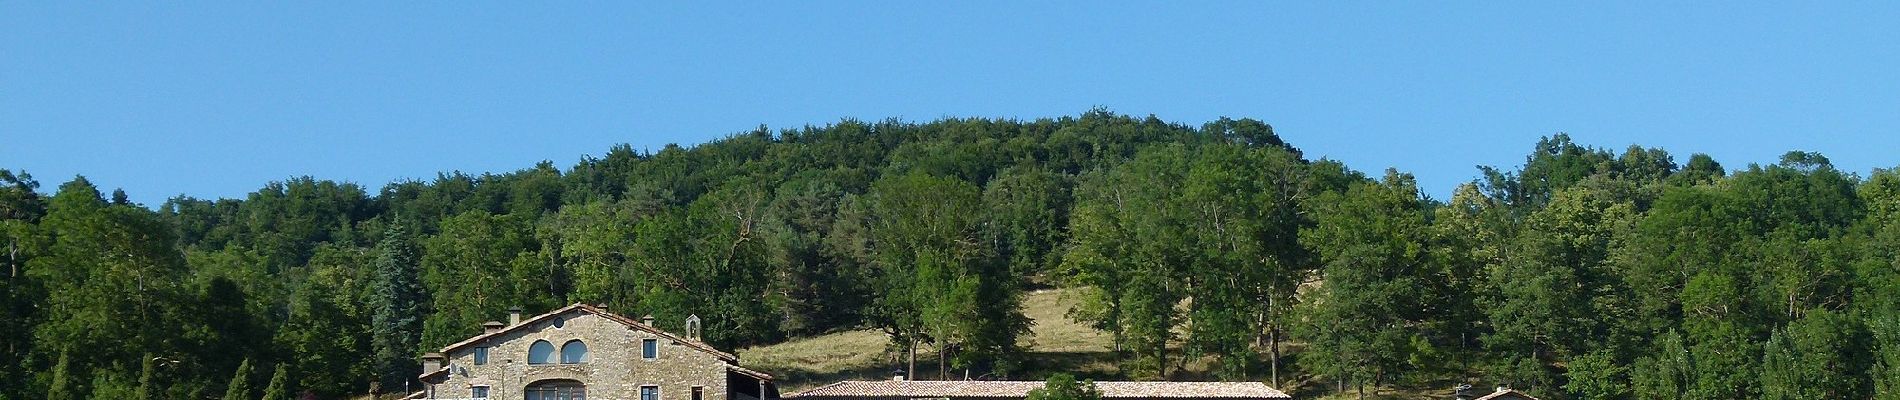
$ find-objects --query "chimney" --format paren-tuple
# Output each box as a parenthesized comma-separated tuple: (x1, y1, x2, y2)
(508, 306, 523, 326)
(685, 314, 703, 341)
(482, 321, 505, 334)
(421, 353, 445, 373)
(891, 369, 906, 381)
(641, 314, 656, 327)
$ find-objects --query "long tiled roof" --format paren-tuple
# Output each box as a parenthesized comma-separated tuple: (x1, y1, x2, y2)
(788, 380, 1290, 399)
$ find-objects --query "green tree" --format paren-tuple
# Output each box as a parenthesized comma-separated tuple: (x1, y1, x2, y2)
(279, 265, 372, 398)
(1025, 373, 1103, 400)
(1295, 170, 1433, 397)
(1484, 178, 1640, 391)
(865, 172, 1027, 377)
(420, 210, 545, 349)
(369, 220, 424, 392)
(1759, 310, 1873, 399)
(46, 352, 75, 400)
(222, 359, 253, 400)
(1565, 350, 1628, 400)
(136, 353, 158, 400)
(260, 364, 290, 400)
(30, 177, 195, 389)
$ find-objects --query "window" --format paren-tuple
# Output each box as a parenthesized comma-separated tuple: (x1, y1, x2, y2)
(526, 379, 585, 400)
(641, 338, 658, 360)
(640, 386, 659, 400)
(551, 316, 566, 329)
(528, 340, 555, 364)
(559, 340, 588, 364)
(472, 347, 489, 365)
(469, 386, 489, 399)
(690, 386, 703, 400)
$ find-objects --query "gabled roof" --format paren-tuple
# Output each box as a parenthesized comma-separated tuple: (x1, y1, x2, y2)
(437, 303, 737, 362)
(787, 380, 1291, 399)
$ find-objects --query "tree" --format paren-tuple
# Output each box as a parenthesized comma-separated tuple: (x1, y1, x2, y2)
(1295, 170, 1433, 397)
(222, 359, 254, 400)
(260, 364, 291, 400)
(1565, 350, 1628, 400)
(1631, 331, 1692, 400)
(1484, 178, 1640, 392)
(420, 211, 544, 350)
(864, 172, 1027, 377)
(30, 177, 195, 391)
(369, 220, 423, 392)
(136, 353, 159, 400)
(1025, 373, 1103, 400)
(46, 352, 75, 400)
(1759, 310, 1873, 399)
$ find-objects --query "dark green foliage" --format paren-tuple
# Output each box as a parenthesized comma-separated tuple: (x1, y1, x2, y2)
(370, 220, 424, 391)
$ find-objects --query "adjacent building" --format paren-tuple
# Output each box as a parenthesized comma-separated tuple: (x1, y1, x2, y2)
(407, 303, 778, 400)
(785, 380, 1290, 400)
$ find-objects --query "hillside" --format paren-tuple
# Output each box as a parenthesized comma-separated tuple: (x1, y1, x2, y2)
(6, 114, 1899, 400)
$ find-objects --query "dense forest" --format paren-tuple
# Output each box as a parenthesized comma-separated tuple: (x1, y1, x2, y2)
(3, 111, 1899, 399)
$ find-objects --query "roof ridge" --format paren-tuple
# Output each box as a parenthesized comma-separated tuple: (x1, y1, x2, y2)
(437, 303, 738, 363)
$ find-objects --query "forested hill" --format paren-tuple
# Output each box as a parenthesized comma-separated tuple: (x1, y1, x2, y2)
(3, 111, 1899, 399)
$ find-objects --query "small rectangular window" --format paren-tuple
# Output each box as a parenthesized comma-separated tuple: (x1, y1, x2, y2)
(473, 347, 489, 365)
(642, 338, 658, 359)
(641, 386, 660, 400)
(471, 386, 490, 399)
(691, 386, 703, 400)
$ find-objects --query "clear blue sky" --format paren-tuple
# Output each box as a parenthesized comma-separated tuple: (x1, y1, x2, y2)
(5, 3, 1897, 206)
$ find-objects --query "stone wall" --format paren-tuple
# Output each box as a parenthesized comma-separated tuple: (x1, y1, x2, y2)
(433, 310, 729, 400)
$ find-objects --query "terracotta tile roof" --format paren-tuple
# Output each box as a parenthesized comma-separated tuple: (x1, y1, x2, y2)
(437, 303, 738, 362)
(787, 380, 1290, 399)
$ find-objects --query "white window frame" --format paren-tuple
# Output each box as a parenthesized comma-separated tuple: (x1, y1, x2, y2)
(640, 385, 661, 400)
(470, 385, 490, 399)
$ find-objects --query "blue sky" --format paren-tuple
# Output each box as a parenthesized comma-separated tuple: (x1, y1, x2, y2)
(5, 3, 1897, 206)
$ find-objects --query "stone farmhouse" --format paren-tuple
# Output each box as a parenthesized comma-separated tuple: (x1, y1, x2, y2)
(406, 303, 779, 400)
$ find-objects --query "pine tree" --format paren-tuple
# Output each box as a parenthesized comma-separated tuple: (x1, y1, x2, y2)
(222, 359, 253, 400)
(260, 364, 290, 400)
(369, 220, 423, 392)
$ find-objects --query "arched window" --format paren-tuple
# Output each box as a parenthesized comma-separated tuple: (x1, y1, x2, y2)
(528, 340, 555, 364)
(560, 340, 588, 364)
(525, 379, 586, 400)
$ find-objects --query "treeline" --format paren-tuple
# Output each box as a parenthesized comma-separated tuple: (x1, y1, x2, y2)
(0, 111, 1897, 399)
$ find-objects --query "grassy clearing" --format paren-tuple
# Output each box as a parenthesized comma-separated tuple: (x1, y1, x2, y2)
(741, 288, 1132, 391)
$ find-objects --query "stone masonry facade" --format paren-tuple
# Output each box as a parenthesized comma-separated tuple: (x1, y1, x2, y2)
(417, 304, 768, 400)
